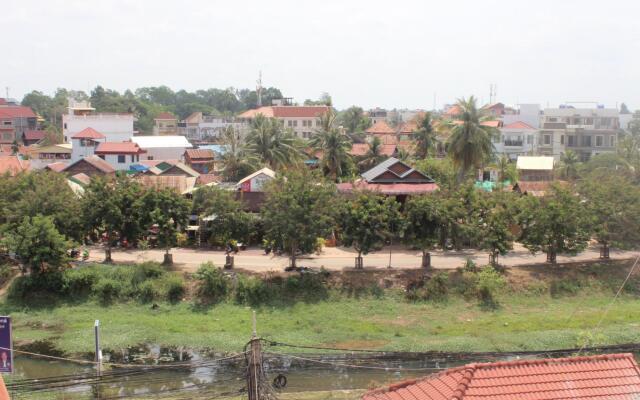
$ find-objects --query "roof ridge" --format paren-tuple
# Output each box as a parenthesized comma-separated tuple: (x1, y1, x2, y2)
(451, 366, 477, 399)
(472, 353, 636, 371)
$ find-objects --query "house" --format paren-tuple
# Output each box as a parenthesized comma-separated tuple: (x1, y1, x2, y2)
(184, 149, 215, 174)
(153, 112, 178, 135)
(131, 135, 192, 161)
(29, 144, 72, 169)
(62, 99, 134, 143)
(22, 130, 46, 146)
(0, 104, 37, 144)
(516, 155, 554, 181)
(143, 161, 200, 178)
(349, 143, 397, 158)
(539, 106, 619, 161)
(362, 353, 640, 400)
(178, 112, 245, 141)
(0, 156, 30, 176)
(237, 167, 275, 192)
(137, 175, 197, 194)
(237, 105, 330, 139)
(94, 142, 146, 171)
(482, 102, 505, 117)
(62, 155, 116, 177)
(70, 127, 107, 162)
(367, 108, 388, 125)
(337, 157, 438, 201)
(493, 121, 538, 160)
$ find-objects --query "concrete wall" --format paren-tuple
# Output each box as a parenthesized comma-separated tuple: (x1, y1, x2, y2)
(63, 114, 134, 143)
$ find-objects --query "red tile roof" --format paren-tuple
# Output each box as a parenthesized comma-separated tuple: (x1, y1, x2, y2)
(0, 156, 29, 176)
(155, 112, 176, 120)
(503, 121, 536, 130)
(238, 106, 329, 119)
(366, 120, 396, 135)
(0, 106, 36, 119)
(95, 142, 145, 155)
(45, 162, 68, 173)
(337, 181, 438, 195)
(481, 120, 502, 128)
(71, 127, 106, 139)
(349, 143, 397, 157)
(23, 130, 46, 141)
(443, 104, 462, 117)
(362, 353, 640, 400)
(196, 173, 222, 185)
(185, 149, 215, 160)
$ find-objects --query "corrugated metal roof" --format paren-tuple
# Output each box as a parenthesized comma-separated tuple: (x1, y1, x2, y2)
(131, 135, 192, 149)
(361, 157, 400, 181)
(516, 156, 554, 171)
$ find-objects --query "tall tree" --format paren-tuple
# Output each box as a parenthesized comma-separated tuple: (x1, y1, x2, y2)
(246, 115, 302, 169)
(261, 170, 337, 269)
(404, 194, 442, 268)
(476, 192, 518, 266)
(219, 126, 255, 181)
(145, 189, 190, 265)
(82, 178, 123, 262)
(338, 191, 401, 269)
(310, 109, 352, 182)
(413, 113, 436, 159)
(338, 106, 371, 134)
(559, 150, 580, 180)
(358, 136, 385, 171)
(445, 96, 497, 181)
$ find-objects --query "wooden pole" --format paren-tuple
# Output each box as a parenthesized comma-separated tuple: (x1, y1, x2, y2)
(247, 311, 262, 400)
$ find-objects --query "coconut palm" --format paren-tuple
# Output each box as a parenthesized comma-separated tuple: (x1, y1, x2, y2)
(310, 109, 352, 182)
(358, 136, 385, 171)
(413, 112, 436, 159)
(445, 96, 498, 181)
(559, 150, 580, 180)
(246, 114, 302, 169)
(220, 126, 255, 181)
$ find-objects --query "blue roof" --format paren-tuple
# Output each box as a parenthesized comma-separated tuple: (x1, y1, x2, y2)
(129, 164, 149, 172)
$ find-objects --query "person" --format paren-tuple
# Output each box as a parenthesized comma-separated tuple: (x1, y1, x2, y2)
(1, 351, 10, 369)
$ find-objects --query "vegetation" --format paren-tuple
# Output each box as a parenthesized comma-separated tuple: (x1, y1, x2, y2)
(413, 112, 436, 159)
(245, 114, 302, 169)
(310, 109, 353, 182)
(403, 195, 442, 268)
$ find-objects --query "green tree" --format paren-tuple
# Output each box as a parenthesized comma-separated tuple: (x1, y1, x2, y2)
(337, 106, 371, 134)
(559, 150, 580, 180)
(476, 192, 518, 266)
(147, 189, 190, 265)
(413, 112, 436, 159)
(219, 126, 255, 181)
(445, 96, 497, 181)
(404, 194, 442, 268)
(518, 185, 591, 264)
(620, 103, 631, 114)
(310, 109, 352, 182)
(338, 191, 401, 269)
(358, 136, 385, 171)
(193, 186, 254, 246)
(82, 178, 123, 262)
(2, 215, 72, 275)
(262, 170, 337, 268)
(246, 115, 302, 169)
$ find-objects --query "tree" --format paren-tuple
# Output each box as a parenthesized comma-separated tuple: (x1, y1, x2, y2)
(310, 109, 352, 182)
(337, 106, 371, 134)
(579, 172, 640, 258)
(2, 215, 71, 275)
(246, 115, 302, 169)
(476, 192, 518, 266)
(413, 113, 436, 159)
(261, 170, 337, 269)
(445, 97, 497, 181)
(304, 92, 332, 106)
(145, 189, 190, 265)
(620, 103, 631, 115)
(193, 186, 254, 246)
(518, 185, 591, 264)
(338, 192, 401, 269)
(358, 136, 385, 171)
(82, 178, 123, 262)
(219, 126, 255, 181)
(559, 150, 580, 180)
(404, 194, 442, 268)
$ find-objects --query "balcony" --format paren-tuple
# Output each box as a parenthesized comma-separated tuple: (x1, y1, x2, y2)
(503, 140, 523, 147)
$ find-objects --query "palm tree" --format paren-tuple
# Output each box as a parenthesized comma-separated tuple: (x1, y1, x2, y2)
(310, 110, 352, 182)
(358, 136, 385, 171)
(396, 147, 411, 162)
(445, 96, 498, 181)
(245, 115, 302, 169)
(413, 112, 436, 159)
(559, 150, 580, 180)
(220, 126, 255, 181)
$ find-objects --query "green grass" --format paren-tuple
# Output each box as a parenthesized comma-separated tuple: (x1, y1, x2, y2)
(3, 288, 640, 357)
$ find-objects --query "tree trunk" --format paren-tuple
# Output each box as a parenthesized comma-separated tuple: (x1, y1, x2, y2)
(355, 251, 363, 269)
(104, 230, 113, 263)
(489, 250, 498, 267)
(290, 244, 297, 269)
(421, 251, 431, 269)
(546, 250, 557, 264)
(163, 253, 173, 265)
(600, 243, 610, 259)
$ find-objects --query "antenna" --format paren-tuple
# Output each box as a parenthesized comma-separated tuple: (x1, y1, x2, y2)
(256, 71, 263, 107)
(489, 84, 497, 104)
(4, 87, 8, 99)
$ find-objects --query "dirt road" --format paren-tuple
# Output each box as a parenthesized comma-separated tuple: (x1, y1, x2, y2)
(86, 243, 639, 272)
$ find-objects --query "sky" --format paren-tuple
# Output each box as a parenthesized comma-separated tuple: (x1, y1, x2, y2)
(2, 0, 640, 110)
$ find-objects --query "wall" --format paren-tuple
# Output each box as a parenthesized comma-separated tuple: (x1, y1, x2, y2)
(99, 153, 145, 171)
(62, 114, 134, 143)
(70, 138, 104, 162)
(142, 147, 188, 161)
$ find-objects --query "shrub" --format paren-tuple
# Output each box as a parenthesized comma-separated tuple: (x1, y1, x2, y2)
(463, 258, 477, 273)
(137, 281, 158, 303)
(194, 262, 229, 302)
(63, 267, 101, 298)
(135, 262, 165, 281)
(164, 277, 185, 303)
(235, 276, 272, 305)
(476, 266, 506, 309)
(0, 265, 13, 286)
(93, 279, 123, 305)
(550, 279, 582, 298)
(423, 272, 449, 302)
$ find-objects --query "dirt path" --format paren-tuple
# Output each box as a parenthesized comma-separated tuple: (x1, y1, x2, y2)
(86, 244, 640, 272)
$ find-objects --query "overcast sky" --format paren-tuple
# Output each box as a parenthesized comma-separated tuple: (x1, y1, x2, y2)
(2, 0, 639, 110)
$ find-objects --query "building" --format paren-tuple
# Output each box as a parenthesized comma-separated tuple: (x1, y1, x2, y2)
(22, 130, 45, 146)
(237, 167, 275, 192)
(363, 353, 640, 400)
(131, 135, 192, 160)
(237, 105, 330, 139)
(62, 99, 134, 143)
(516, 155, 554, 182)
(29, 144, 72, 170)
(367, 108, 388, 125)
(502, 104, 541, 128)
(0, 103, 37, 144)
(62, 155, 116, 177)
(481, 102, 506, 117)
(178, 112, 245, 141)
(153, 112, 178, 135)
(493, 121, 538, 160)
(0, 155, 30, 176)
(337, 157, 438, 201)
(365, 120, 398, 145)
(94, 142, 146, 171)
(184, 149, 215, 174)
(539, 106, 619, 161)
(70, 127, 107, 162)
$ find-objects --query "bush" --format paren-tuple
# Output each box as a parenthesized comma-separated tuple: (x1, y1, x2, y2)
(0, 265, 13, 287)
(463, 258, 477, 273)
(93, 279, 123, 305)
(137, 281, 159, 303)
(550, 279, 582, 298)
(406, 272, 449, 303)
(134, 262, 165, 281)
(235, 276, 272, 305)
(164, 277, 185, 303)
(476, 266, 506, 309)
(63, 268, 101, 298)
(194, 263, 229, 302)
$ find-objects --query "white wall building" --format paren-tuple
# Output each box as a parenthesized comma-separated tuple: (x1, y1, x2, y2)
(502, 104, 541, 129)
(493, 121, 539, 160)
(94, 142, 146, 171)
(69, 127, 107, 162)
(237, 106, 330, 139)
(131, 135, 192, 161)
(62, 99, 134, 143)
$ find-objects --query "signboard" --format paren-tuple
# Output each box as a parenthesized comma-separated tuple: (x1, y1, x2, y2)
(0, 317, 12, 373)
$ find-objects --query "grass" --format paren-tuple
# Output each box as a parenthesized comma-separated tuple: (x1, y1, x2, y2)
(3, 287, 640, 356)
(8, 390, 365, 400)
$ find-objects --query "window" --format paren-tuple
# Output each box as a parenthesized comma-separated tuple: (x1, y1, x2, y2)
(583, 136, 591, 147)
(131, 155, 135, 162)
(2, 121, 11, 126)
(549, 117, 558, 122)
(147, 156, 154, 160)
(567, 135, 576, 147)
(586, 118, 594, 125)
(63, 123, 67, 129)
(316, 119, 322, 126)
(595, 135, 604, 147)
(2, 133, 11, 140)
(117, 155, 125, 163)
(560, 135, 565, 145)
(293, 120, 298, 127)
(527, 135, 533, 144)
(543, 134, 551, 145)
(610, 136, 616, 147)
(287, 120, 293, 127)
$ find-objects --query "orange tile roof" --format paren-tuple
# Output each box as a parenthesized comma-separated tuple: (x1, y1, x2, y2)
(398, 121, 418, 134)
(45, 162, 68, 173)
(185, 149, 215, 160)
(443, 104, 462, 117)
(362, 353, 640, 400)
(71, 127, 106, 140)
(65, 155, 115, 174)
(366, 120, 396, 135)
(0, 156, 29, 176)
(0, 106, 36, 119)
(237, 106, 329, 119)
(95, 142, 145, 155)
(503, 121, 536, 130)
(155, 112, 176, 120)
(196, 173, 222, 185)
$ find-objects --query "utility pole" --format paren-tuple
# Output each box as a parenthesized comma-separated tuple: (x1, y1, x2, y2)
(256, 71, 263, 107)
(247, 311, 263, 400)
(94, 320, 103, 399)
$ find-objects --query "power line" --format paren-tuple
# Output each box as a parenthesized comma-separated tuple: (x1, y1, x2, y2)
(265, 351, 446, 371)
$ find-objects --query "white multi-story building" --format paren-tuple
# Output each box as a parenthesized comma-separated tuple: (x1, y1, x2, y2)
(94, 142, 146, 171)
(69, 127, 107, 162)
(493, 121, 539, 160)
(62, 100, 134, 143)
(237, 105, 330, 139)
(178, 112, 246, 141)
(131, 135, 192, 161)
